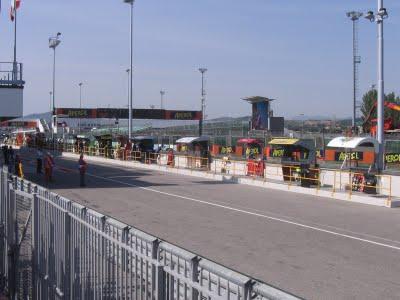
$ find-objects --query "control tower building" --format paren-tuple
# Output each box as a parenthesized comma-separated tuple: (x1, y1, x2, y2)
(0, 62, 24, 121)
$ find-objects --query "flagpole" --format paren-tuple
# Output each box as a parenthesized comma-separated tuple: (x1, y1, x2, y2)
(13, 0, 17, 81)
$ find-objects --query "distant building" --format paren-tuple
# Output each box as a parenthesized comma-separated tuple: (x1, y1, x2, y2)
(0, 62, 24, 121)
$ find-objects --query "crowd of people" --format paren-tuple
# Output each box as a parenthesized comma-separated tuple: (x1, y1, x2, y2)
(1, 145, 23, 178)
(36, 148, 55, 184)
(1, 144, 88, 187)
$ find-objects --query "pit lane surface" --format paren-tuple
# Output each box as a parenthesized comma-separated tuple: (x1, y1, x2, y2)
(23, 154, 400, 299)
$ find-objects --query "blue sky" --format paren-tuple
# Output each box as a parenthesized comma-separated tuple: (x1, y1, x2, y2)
(0, 0, 399, 119)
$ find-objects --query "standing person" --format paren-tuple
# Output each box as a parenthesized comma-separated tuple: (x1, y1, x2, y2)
(79, 140, 84, 154)
(78, 154, 87, 187)
(36, 148, 43, 174)
(2, 145, 9, 165)
(8, 146, 15, 163)
(15, 155, 23, 178)
(44, 152, 55, 183)
(8, 146, 14, 173)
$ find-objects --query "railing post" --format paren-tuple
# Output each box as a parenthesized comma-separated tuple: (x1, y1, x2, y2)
(121, 226, 130, 298)
(13, 176, 17, 190)
(190, 256, 200, 300)
(349, 171, 352, 200)
(31, 190, 39, 300)
(99, 215, 107, 300)
(153, 240, 165, 300)
(7, 188, 17, 299)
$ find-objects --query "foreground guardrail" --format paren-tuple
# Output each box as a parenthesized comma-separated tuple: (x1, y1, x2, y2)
(0, 167, 301, 299)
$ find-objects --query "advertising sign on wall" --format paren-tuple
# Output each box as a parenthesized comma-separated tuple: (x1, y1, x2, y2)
(334, 151, 363, 161)
(56, 108, 202, 120)
(385, 153, 400, 164)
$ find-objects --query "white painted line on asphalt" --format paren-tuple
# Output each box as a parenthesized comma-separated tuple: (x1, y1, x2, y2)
(87, 172, 400, 252)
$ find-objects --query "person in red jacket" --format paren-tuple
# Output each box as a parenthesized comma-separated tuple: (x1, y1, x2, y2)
(44, 152, 55, 184)
(78, 154, 88, 187)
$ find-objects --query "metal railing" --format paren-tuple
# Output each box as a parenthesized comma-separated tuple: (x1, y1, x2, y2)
(23, 143, 395, 204)
(0, 62, 24, 85)
(0, 167, 300, 299)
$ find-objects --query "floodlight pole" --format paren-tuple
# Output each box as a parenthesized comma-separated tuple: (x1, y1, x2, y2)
(52, 47, 56, 138)
(346, 11, 363, 133)
(13, 0, 18, 81)
(49, 91, 52, 113)
(160, 90, 165, 109)
(365, 0, 388, 171)
(377, 0, 385, 171)
(79, 82, 83, 134)
(124, 0, 135, 140)
(49, 33, 61, 140)
(199, 68, 207, 136)
(126, 69, 130, 118)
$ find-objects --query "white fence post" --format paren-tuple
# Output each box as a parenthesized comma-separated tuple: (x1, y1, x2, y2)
(63, 210, 72, 299)
(7, 187, 17, 298)
(152, 240, 165, 300)
(31, 190, 39, 299)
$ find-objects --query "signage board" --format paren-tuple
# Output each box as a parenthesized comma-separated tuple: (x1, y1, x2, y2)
(55, 108, 202, 120)
(334, 151, 363, 161)
(385, 153, 400, 164)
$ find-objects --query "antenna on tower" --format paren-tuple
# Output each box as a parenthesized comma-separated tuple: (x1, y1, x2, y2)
(346, 11, 363, 133)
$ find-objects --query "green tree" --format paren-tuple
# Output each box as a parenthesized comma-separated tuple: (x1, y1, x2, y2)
(361, 90, 400, 131)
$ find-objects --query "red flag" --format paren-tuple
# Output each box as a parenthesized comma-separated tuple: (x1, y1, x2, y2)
(10, 0, 21, 21)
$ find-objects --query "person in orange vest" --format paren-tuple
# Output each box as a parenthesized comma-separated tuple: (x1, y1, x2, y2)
(15, 154, 24, 178)
(78, 154, 88, 187)
(44, 152, 55, 183)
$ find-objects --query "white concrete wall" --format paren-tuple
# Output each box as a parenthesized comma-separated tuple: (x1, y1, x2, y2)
(0, 87, 23, 117)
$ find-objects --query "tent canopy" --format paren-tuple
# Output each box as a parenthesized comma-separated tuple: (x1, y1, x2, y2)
(175, 136, 209, 144)
(269, 138, 300, 146)
(132, 136, 155, 141)
(327, 137, 378, 152)
(237, 138, 262, 145)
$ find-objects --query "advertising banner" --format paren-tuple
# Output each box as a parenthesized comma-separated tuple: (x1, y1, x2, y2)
(56, 108, 202, 120)
(385, 153, 400, 164)
(334, 151, 363, 161)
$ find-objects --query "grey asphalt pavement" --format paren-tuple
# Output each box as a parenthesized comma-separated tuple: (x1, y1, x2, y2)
(22, 153, 400, 300)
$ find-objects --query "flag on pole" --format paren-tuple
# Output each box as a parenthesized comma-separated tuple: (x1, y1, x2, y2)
(10, 0, 21, 21)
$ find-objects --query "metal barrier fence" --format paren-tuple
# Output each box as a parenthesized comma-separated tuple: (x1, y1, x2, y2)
(26, 143, 394, 203)
(15, 142, 396, 204)
(0, 167, 300, 299)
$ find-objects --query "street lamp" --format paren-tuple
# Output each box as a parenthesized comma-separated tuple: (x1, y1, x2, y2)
(126, 68, 131, 130)
(123, 0, 135, 140)
(49, 91, 52, 113)
(346, 11, 363, 133)
(364, 1, 388, 171)
(299, 113, 305, 136)
(198, 68, 207, 136)
(49, 32, 61, 138)
(78, 82, 83, 133)
(160, 90, 165, 109)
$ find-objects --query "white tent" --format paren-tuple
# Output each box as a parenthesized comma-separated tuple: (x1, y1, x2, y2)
(327, 137, 378, 153)
(175, 137, 209, 144)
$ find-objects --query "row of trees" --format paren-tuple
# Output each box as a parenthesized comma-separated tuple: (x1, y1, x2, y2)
(360, 90, 400, 131)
